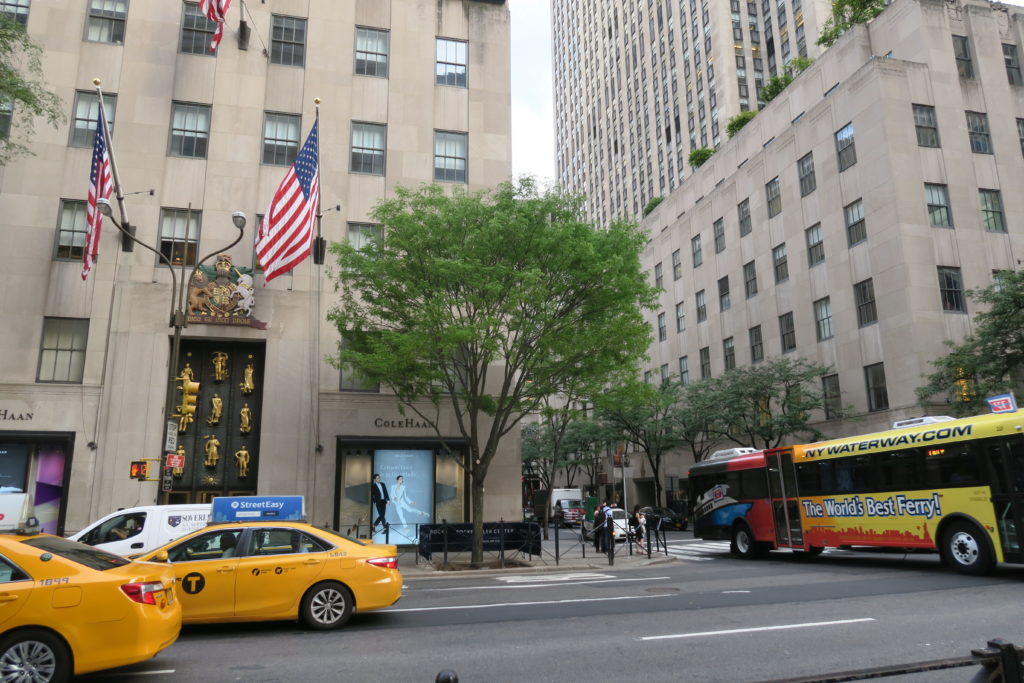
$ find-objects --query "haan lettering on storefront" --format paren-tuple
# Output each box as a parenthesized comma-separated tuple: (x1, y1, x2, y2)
(374, 417, 434, 429)
(802, 493, 943, 520)
(0, 410, 32, 421)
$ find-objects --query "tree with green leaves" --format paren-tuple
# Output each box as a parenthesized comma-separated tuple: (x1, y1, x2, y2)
(672, 379, 724, 463)
(816, 0, 887, 47)
(594, 378, 683, 507)
(328, 178, 658, 565)
(726, 110, 757, 138)
(710, 358, 839, 449)
(0, 14, 64, 164)
(917, 270, 1024, 416)
(688, 147, 715, 169)
(760, 58, 814, 104)
(642, 196, 664, 217)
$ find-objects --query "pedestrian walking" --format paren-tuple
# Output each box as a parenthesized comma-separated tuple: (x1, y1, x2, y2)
(593, 504, 606, 553)
(601, 501, 613, 553)
(631, 505, 647, 554)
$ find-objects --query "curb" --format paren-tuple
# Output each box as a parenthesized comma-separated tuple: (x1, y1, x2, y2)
(401, 555, 677, 579)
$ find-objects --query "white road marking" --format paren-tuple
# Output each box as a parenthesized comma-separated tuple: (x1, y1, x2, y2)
(92, 671, 177, 678)
(495, 572, 613, 583)
(721, 590, 751, 594)
(387, 594, 664, 612)
(641, 617, 876, 641)
(421, 575, 672, 591)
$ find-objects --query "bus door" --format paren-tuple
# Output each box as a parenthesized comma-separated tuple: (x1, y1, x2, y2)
(765, 448, 804, 548)
(987, 435, 1024, 563)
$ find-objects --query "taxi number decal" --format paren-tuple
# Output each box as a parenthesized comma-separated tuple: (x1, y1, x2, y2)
(329, 551, 348, 558)
(38, 577, 69, 586)
(250, 567, 296, 576)
(181, 572, 206, 595)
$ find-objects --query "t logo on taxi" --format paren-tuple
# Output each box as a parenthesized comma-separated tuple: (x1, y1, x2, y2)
(182, 572, 206, 594)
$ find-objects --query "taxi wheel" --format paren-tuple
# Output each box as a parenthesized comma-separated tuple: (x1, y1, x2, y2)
(0, 628, 71, 683)
(300, 581, 354, 630)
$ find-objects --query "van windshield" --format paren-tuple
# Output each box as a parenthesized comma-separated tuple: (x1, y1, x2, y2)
(23, 536, 131, 571)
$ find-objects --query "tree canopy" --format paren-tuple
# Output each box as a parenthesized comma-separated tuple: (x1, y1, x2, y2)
(0, 14, 63, 164)
(917, 270, 1024, 416)
(816, 0, 887, 47)
(328, 178, 658, 563)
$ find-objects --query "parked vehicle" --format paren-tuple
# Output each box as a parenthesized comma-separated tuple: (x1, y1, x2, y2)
(70, 504, 211, 557)
(548, 488, 585, 526)
(639, 506, 689, 531)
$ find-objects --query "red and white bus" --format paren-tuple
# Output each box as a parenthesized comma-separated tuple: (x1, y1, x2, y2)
(689, 410, 1024, 575)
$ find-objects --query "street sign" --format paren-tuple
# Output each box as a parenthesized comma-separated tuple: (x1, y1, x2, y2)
(164, 420, 177, 452)
(166, 453, 185, 469)
(161, 469, 173, 492)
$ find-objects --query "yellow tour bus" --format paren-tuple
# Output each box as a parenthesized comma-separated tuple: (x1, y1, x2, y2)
(689, 410, 1024, 575)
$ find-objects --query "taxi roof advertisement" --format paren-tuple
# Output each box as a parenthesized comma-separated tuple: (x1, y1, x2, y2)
(211, 496, 305, 523)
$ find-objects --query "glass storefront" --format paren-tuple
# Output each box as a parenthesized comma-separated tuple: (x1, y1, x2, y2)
(0, 436, 71, 534)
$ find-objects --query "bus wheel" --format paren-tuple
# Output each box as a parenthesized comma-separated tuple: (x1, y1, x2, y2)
(730, 524, 760, 559)
(942, 521, 994, 576)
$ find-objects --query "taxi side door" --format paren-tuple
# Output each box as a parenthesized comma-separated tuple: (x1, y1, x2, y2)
(233, 528, 328, 618)
(0, 554, 32, 627)
(164, 529, 244, 620)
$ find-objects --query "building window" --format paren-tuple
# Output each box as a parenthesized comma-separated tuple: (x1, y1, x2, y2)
(779, 312, 796, 353)
(37, 318, 88, 383)
(672, 249, 682, 280)
(55, 200, 88, 260)
(864, 363, 889, 412)
(1004, 44, 1022, 85)
(696, 290, 707, 322)
(660, 364, 670, 384)
(436, 38, 468, 87)
(814, 297, 834, 341)
(979, 189, 1006, 233)
(797, 152, 815, 196)
(713, 218, 725, 253)
(70, 91, 116, 148)
(844, 199, 866, 246)
(351, 122, 386, 175)
(347, 223, 381, 251)
(822, 374, 841, 419)
(738, 198, 751, 236)
(691, 235, 703, 267)
(742, 261, 758, 298)
(765, 176, 781, 217)
(835, 122, 856, 171)
(679, 356, 690, 385)
(658, 312, 667, 341)
(169, 102, 210, 158)
(1018, 118, 1024, 157)
(644, 371, 652, 384)
(654, 262, 664, 288)
(723, 337, 736, 370)
(355, 27, 389, 77)
(772, 243, 788, 283)
(913, 104, 939, 147)
(1, 0, 30, 25)
(854, 278, 877, 327)
(0, 99, 10, 139)
(699, 347, 712, 379)
(339, 337, 379, 392)
(965, 111, 992, 154)
(159, 208, 200, 266)
(180, 3, 218, 55)
(434, 130, 467, 182)
(271, 15, 306, 67)
(718, 276, 730, 311)
(86, 0, 127, 44)
(805, 223, 824, 267)
(675, 301, 686, 332)
(749, 325, 764, 363)
(938, 266, 966, 313)
(262, 113, 300, 166)
(924, 183, 953, 228)
(952, 35, 973, 78)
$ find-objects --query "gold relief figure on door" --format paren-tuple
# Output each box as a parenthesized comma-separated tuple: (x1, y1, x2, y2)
(239, 404, 253, 434)
(240, 359, 256, 395)
(234, 446, 251, 478)
(207, 394, 222, 426)
(203, 435, 221, 467)
(173, 444, 186, 478)
(212, 352, 229, 382)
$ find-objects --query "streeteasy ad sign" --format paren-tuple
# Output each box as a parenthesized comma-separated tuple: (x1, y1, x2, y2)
(211, 496, 305, 523)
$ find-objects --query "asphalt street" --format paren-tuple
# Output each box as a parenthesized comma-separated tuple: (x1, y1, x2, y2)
(87, 532, 1024, 682)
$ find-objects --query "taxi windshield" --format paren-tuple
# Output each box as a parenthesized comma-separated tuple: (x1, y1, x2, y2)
(22, 536, 131, 570)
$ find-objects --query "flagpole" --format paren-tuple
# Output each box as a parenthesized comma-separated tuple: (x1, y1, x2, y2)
(313, 98, 323, 263)
(93, 79, 129, 232)
(310, 98, 322, 516)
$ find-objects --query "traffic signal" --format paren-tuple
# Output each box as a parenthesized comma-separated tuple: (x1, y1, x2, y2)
(179, 380, 200, 420)
(129, 461, 148, 479)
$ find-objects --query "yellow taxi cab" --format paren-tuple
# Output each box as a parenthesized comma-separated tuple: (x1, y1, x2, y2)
(0, 517, 180, 682)
(137, 496, 401, 630)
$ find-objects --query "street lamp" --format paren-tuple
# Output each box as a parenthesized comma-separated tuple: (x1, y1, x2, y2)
(96, 198, 246, 502)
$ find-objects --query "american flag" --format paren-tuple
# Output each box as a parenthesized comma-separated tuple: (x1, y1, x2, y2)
(200, 0, 231, 52)
(82, 113, 113, 281)
(256, 120, 319, 283)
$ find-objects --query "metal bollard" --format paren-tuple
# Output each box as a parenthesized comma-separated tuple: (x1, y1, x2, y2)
(553, 516, 560, 565)
(499, 517, 505, 568)
(442, 519, 449, 567)
(646, 524, 652, 559)
(606, 523, 614, 566)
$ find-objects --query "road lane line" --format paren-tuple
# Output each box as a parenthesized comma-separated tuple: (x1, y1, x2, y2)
(641, 617, 875, 641)
(89, 671, 177, 678)
(387, 594, 664, 612)
(420, 576, 672, 591)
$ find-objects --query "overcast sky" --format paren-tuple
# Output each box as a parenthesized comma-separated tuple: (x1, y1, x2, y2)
(508, 0, 1024, 183)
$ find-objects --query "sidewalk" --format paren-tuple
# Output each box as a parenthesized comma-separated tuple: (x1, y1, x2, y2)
(396, 533, 677, 577)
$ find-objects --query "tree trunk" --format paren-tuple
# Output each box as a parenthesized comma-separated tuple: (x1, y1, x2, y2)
(471, 477, 485, 567)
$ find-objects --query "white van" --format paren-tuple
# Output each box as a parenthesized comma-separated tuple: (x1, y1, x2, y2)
(69, 504, 211, 557)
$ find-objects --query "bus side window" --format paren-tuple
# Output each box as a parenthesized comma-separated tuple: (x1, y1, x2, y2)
(1008, 437, 1024, 494)
(740, 469, 768, 498)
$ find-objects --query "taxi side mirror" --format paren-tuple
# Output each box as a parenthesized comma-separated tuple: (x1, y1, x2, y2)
(154, 550, 169, 563)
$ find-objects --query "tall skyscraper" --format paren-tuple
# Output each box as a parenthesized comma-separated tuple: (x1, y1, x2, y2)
(552, 0, 833, 224)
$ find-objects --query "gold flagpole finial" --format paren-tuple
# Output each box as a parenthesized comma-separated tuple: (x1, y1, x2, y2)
(314, 98, 321, 105)
(93, 78, 101, 86)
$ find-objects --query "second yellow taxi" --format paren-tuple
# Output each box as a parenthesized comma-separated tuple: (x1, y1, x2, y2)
(137, 509, 402, 630)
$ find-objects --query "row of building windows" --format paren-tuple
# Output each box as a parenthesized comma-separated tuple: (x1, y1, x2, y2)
(66, 91, 468, 180)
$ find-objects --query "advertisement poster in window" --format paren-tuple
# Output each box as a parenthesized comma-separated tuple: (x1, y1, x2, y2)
(0, 444, 28, 493)
(373, 449, 433, 544)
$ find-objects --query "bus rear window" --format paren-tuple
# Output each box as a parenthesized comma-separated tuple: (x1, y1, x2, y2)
(22, 536, 131, 571)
